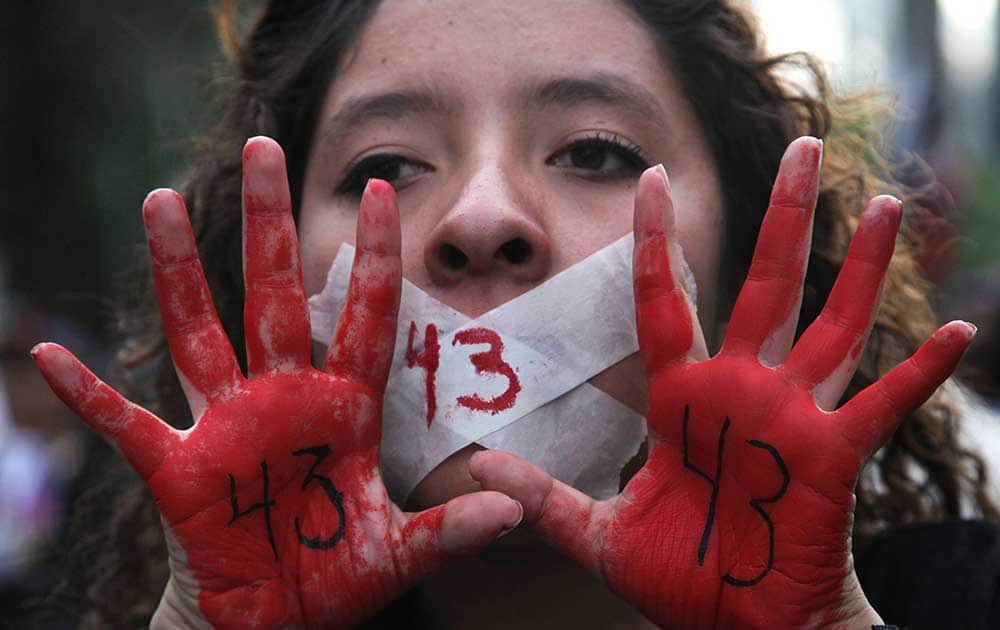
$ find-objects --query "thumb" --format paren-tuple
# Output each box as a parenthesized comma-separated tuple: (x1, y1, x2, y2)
(469, 449, 612, 578)
(397, 490, 522, 586)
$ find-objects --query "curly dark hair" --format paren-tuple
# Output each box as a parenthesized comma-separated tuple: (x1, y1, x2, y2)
(47, 0, 997, 626)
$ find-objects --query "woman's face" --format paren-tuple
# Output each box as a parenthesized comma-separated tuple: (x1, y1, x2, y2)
(299, 0, 723, 506)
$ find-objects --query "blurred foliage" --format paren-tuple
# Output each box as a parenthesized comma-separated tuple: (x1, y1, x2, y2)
(957, 160, 1000, 272)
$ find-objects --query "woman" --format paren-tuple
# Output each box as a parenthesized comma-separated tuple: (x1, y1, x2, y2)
(34, 0, 998, 627)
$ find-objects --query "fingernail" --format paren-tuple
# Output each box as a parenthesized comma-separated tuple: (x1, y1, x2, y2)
(243, 136, 260, 161)
(496, 500, 523, 539)
(964, 321, 978, 337)
(884, 195, 902, 209)
(775, 138, 823, 208)
(656, 163, 669, 190)
(364, 177, 387, 197)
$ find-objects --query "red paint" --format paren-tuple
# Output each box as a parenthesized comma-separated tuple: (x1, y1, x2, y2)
(144, 189, 243, 404)
(850, 338, 864, 360)
(472, 147, 973, 629)
(405, 321, 440, 427)
(722, 137, 822, 357)
(324, 177, 402, 390)
(781, 195, 902, 388)
(632, 163, 694, 372)
(32, 137, 972, 628)
(241, 138, 311, 377)
(31, 141, 521, 628)
(452, 327, 521, 414)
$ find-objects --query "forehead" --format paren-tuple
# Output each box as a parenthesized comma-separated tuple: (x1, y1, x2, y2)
(329, 0, 681, 112)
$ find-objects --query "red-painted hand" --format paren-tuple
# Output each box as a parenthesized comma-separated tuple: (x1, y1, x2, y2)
(33, 137, 522, 629)
(472, 137, 974, 628)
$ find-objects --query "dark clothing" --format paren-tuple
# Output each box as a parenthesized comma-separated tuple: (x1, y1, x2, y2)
(363, 521, 1000, 629)
(857, 521, 1000, 630)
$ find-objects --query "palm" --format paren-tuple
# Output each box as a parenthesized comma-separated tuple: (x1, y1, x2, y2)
(151, 372, 411, 626)
(604, 360, 858, 626)
(35, 138, 521, 629)
(473, 138, 973, 628)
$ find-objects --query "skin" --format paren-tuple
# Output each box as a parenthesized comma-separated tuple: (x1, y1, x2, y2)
(35, 139, 973, 627)
(298, 0, 722, 472)
(34, 139, 522, 629)
(297, 2, 721, 623)
(292, 0, 968, 626)
(30, 1, 976, 628)
(474, 140, 976, 627)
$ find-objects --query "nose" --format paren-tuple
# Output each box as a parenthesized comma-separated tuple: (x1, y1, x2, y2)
(423, 172, 552, 285)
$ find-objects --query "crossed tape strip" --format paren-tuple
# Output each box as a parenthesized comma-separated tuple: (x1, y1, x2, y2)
(309, 234, 651, 502)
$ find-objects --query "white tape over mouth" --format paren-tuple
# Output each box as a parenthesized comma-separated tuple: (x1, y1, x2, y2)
(308, 233, 696, 504)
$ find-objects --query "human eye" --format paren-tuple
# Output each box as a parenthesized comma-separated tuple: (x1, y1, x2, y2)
(546, 132, 651, 181)
(334, 152, 432, 198)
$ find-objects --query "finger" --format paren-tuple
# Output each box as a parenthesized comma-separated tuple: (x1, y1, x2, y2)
(837, 321, 975, 457)
(242, 137, 311, 377)
(633, 164, 708, 375)
(722, 137, 822, 362)
(469, 449, 612, 578)
(32, 343, 178, 479)
(144, 189, 242, 419)
(783, 196, 902, 408)
(396, 490, 523, 585)
(323, 179, 402, 392)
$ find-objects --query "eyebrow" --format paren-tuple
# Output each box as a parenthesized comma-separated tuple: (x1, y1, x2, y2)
(319, 73, 665, 149)
(520, 74, 664, 121)
(320, 88, 454, 148)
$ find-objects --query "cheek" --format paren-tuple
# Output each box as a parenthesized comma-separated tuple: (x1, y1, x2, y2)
(670, 176, 723, 334)
(397, 209, 441, 285)
(297, 207, 358, 298)
(545, 186, 638, 268)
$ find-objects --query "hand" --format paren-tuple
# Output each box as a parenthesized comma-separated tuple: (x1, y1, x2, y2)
(471, 137, 974, 628)
(34, 137, 522, 629)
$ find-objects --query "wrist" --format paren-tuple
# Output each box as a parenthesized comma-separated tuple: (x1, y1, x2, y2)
(842, 603, 884, 629)
(829, 566, 884, 629)
(151, 577, 212, 630)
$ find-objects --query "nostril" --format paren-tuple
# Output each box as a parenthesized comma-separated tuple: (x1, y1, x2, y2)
(497, 238, 532, 265)
(439, 243, 469, 271)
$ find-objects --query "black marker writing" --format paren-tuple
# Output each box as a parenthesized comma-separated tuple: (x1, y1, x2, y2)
(723, 439, 789, 586)
(292, 445, 347, 550)
(226, 444, 348, 560)
(683, 405, 729, 566)
(681, 405, 790, 587)
(229, 460, 278, 560)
